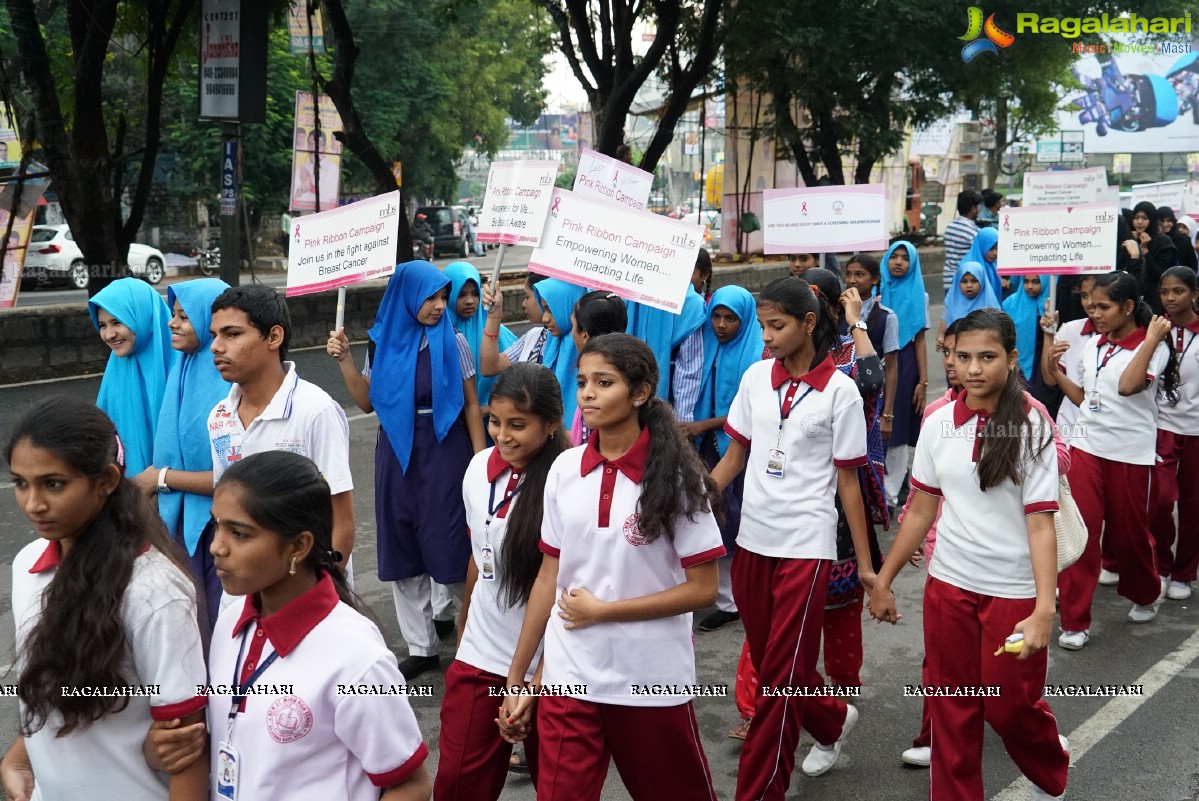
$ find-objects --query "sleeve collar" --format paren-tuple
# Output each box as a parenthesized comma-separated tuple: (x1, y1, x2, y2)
(769, 355, 836, 391)
(232, 572, 340, 657)
(579, 425, 651, 484)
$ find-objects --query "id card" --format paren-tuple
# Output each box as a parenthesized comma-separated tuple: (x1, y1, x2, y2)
(1087, 389, 1100, 412)
(480, 545, 495, 582)
(217, 741, 240, 800)
(765, 448, 786, 478)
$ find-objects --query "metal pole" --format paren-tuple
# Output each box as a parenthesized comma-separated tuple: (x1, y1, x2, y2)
(220, 121, 241, 286)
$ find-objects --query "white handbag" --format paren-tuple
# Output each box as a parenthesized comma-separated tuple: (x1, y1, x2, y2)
(1055, 475, 1087, 572)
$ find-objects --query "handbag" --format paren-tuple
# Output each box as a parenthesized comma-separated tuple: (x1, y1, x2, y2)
(1055, 474, 1086, 572)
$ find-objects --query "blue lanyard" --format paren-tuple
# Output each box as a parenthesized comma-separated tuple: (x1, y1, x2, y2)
(228, 627, 279, 724)
(1094, 343, 1121, 378)
(486, 473, 522, 524)
(1177, 328, 1196, 361)
(777, 383, 815, 427)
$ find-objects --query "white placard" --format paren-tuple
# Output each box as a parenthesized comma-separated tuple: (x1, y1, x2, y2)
(199, 0, 241, 119)
(1021, 167, 1107, 206)
(572, 148, 654, 211)
(528, 188, 704, 314)
(476, 160, 558, 246)
(762, 184, 888, 254)
(1185, 180, 1199, 215)
(1130, 180, 1186, 212)
(996, 203, 1118, 276)
(286, 191, 400, 297)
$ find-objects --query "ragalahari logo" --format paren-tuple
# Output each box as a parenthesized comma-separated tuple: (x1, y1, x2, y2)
(960, 7, 1015, 62)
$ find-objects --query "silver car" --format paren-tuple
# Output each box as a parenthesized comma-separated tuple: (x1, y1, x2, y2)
(22, 225, 166, 289)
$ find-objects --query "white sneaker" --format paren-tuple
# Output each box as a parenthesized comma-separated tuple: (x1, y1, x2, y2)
(1098, 569, 1119, 586)
(801, 704, 858, 777)
(1128, 603, 1158, 623)
(900, 745, 931, 767)
(1167, 580, 1192, 601)
(1030, 735, 1070, 799)
(1058, 630, 1089, 650)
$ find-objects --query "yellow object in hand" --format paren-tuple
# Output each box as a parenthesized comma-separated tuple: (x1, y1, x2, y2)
(993, 634, 1024, 656)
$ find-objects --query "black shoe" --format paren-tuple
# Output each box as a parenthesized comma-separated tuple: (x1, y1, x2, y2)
(698, 610, 740, 632)
(434, 618, 456, 639)
(399, 655, 440, 680)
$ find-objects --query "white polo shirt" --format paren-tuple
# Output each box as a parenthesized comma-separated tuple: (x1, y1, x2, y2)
(1158, 317, 1199, 436)
(1053, 318, 1096, 441)
(458, 447, 542, 680)
(12, 541, 207, 801)
(724, 357, 868, 560)
(208, 361, 353, 493)
(1073, 328, 1169, 466)
(538, 428, 725, 706)
(911, 396, 1059, 600)
(208, 575, 427, 799)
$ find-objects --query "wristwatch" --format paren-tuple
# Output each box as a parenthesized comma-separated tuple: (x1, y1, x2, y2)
(849, 320, 868, 333)
(157, 467, 172, 494)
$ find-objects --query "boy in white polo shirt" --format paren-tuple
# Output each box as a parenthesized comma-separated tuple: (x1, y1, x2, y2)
(207, 286, 354, 571)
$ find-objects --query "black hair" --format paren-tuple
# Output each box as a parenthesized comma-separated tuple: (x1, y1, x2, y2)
(953, 309, 1052, 491)
(1161, 265, 1198, 294)
(487, 363, 568, 608)
(5, 397, 194, 736)
(577, 334, 721, 543)
(1092, 271, 1181, 402)
(957, 189, 983, 216)
(803, 268, 844, 322)
(217, 451, 358, 609)
(212, 285, 292, 361)
(573, 291, 628, 339)
(757, 276, 840, 369)
(1131, 201, 1162, 236)
(525, 272, 547, 288)
(982, 189, 1003, 209)
(1157, 205, 1177, 224)
(944, 318, 962, 341)
(694, 248, 713, 295)
(846, 253, 881, 283)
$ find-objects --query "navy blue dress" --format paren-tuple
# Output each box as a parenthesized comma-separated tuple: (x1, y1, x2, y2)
(891, 341, 922, 448)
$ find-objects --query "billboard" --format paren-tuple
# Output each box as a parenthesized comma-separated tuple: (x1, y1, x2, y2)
(289, 91, 343, 212)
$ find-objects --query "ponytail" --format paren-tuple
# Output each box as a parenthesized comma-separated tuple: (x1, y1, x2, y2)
(759, 276, 841, 369)
(1094, 271, 1181, 402)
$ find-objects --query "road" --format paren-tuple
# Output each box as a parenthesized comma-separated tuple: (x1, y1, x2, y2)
(0, 297, 1196, 801)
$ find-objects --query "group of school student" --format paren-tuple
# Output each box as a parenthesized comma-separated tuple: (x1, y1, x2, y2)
(2, 239, 1196, 801)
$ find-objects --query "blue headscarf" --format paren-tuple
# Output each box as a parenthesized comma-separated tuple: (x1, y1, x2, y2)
(368, 261, 465, 473)
(879, 241, 927, 349)
(963, 226, 1003, 301)
(88, 278, 173, 476)
(625, 289, 708, 398)
(444, 261, 516, 406)
(945, 260, 1002, 326)
(1002, 274, 1051, 380)
(695, 286, 761, 455)
(152, 278, 230, 555)
(533, 278, 589, 422)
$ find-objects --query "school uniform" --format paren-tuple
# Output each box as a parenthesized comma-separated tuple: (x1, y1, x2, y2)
(723, 356, 866, 801)
(1052, 318, 1096, 443)
(208, 574, 427, 800)
(435, 447, 543, 800)
(1059, 327, 1170, 631)
(503, 326, 550, 364)
(1152, 318, 1199, 585)
(12, 541, 207, 801)
(536, 428, 724, 801)
(910, 396, 1067, 800)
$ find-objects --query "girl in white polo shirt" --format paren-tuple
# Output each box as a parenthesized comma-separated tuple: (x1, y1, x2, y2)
(869, 307, 1068, 801)
(503, 333, 725, 801)
(436, 362, 566, 800)
(1, 397, 208, 801)
(710, 276, 872, 801)
(1152, 266, 1199, 601)
(1053, 271, 1180, 646)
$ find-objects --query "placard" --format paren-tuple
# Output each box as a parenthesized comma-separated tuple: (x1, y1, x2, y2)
(996, 203, 1118, 276)
(1185, 180, 1199, 215)
(1130, 179, 1186, 213)
(199, 0, 241, 119)
(476, 160, 558, 246)
(761, 184, 888, 254)
(572, 148, 654, 212)
(286, 191, 400, 297)
(528, 188, 703, 314)
(287, 0, 324, 54)
(1021, 167, 1107, 206)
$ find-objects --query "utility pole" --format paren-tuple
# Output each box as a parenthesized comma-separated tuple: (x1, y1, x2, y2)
(219, 122, 241, 286)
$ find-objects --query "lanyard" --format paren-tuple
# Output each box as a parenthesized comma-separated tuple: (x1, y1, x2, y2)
(776, 382, 815, 448)
(227, 627, 279, 738)
(1094, 343, 1122, 378)
(1177, 328, 1196, 361)
(485, 473, 522, 546)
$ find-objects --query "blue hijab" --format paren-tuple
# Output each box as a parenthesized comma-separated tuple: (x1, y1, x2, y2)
(625, 289, 708, 398)
(879, 241, 927, 349)
(945, 260, 1002, 326)
(695, 286, 761, 455)
(368, 261, 465, 473)
(88, 278, 173, 476)
(963, 226, 1003, 301)
(444, 261, 516, 406)
(533, 278, 589, 422)
(1002, 274, 1051, 380)
(152, 278, 230, 554)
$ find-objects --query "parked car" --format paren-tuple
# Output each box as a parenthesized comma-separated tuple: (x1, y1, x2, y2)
(681, 208, 722, 251)
(22, 225, 166, 289)
(415, 205, 470, 258)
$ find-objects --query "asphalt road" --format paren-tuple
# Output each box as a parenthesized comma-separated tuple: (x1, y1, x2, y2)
(0, 300, 1197, 800)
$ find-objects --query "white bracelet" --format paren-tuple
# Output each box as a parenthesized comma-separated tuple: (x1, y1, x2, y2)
(157, 467, 170, 494)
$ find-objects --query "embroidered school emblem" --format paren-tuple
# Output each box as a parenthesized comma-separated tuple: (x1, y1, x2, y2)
(799, 413, 826, 438)
(623, 513, 649, 547)
(267, 695, 313, 743)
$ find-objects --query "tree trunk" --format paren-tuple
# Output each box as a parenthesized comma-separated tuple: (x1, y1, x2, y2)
(988, 97, 1008, 188)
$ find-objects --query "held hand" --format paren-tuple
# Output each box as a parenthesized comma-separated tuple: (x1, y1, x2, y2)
(1011, 611, 1053, 661)
(145, 718, 207, 774)
(132, 466, 159, 497)
(841, 288, 863, 325)
(483, 284, 503, 317)
(326, 328, 350, 362)
(1049, 339, 1070, 368)
(496, 691, 535, 743)
(0, 758, 33, 801)
(912, 383, 927, 415)
(867, 585, 902, 624)
(857, 565, 877, 593)
(1147, 314, 1172, 344)
(907, 545, 924, 568)
(880, 415, 893, 442)
(557, 587, 606, 630)
(1039, 308, 1059, 334)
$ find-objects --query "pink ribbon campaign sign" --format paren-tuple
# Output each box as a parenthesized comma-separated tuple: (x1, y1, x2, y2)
(762, 184, 888, 254)
(572, 148, 654, 211)
(476, 160, 559, 246)
(996, 202, 1118, 276)
(286, 192, 400, 296)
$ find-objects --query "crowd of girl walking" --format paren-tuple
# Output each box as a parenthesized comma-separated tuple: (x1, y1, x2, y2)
(3, 204, 1196, 801)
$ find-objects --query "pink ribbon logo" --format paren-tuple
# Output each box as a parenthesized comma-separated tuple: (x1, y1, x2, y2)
(550, 197, 562, 216)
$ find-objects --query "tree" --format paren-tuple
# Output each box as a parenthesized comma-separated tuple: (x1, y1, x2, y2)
(540, 0, 726, 172)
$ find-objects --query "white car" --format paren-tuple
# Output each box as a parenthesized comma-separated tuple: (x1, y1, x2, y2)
(23, 225, 166, 289)
(682, 209, 722, 251)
